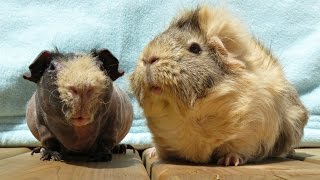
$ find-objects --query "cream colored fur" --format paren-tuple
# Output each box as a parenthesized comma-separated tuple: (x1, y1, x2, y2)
(56, 55, 108, 123)
(130, 6, 308, 165)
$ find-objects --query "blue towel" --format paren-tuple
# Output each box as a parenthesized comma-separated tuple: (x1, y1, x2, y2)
(0, 0, 319, 148)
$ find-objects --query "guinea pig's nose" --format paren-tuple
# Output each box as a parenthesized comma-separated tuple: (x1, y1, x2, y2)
(68, 86, 94, 97)
(143, 56, 159, 65)
(69, 86, 79, 96)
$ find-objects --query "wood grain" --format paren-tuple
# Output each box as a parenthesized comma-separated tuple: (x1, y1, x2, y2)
(288, 148, 320, 165)
(143, 148, 320, 180)
(0, 148, 30, 160)
(0, 150, 149, 180)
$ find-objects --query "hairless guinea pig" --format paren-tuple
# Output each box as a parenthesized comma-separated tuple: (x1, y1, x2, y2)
(130, 6, 308, 166)
(23, 49, 134, 161)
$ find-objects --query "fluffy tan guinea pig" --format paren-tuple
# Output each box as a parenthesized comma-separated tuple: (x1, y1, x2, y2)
(129, 6, 308, 166)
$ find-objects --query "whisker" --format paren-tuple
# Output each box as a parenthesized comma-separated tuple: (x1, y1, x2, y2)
(100, 100, 110, 105)
(61, 104, 67, 116)
(49, 89, 59, 104)
(100, 99, 111, 109)
(38, 87, 60, 105)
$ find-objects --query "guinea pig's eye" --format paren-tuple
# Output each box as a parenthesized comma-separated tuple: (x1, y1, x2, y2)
(48, 62, 56, 71)
(48, 63, 56, 71)
(189, 42, 202, 54)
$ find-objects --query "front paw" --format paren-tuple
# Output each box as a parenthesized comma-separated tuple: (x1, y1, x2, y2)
(31, 147, 62, 161)
(112, 144, 136, 154)
(149, 147, 157, 159)
(217, 153, 246, 166)
(88, 149, 112, 162)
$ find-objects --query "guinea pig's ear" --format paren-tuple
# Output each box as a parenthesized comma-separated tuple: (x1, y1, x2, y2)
(23, 51, 53, 83)
(209, 36, 246, 71)
(93, 49, 124, 81)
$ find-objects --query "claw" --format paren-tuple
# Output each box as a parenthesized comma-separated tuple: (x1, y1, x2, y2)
(112, 144, 136, 154)
(149, 147, 157, 159)
(126, 144, 136, 153)
(217, 153, 245, 166)
(31, 147, 62, 161)
(31, 147, 42, 155)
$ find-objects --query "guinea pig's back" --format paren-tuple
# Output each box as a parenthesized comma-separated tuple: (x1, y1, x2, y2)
(237, 38, 309, 157)
(110, 84, 134, 143)
(26, 92, 40, 141)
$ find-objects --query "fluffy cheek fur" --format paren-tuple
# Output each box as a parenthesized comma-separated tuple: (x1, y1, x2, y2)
(130, 61, 147, 105)
(130, 48, 224, 108)
(56, 55, 109, 122)
(153, 61, 214, 106)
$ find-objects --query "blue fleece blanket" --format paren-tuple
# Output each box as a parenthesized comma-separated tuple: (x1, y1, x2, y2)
(0, 0, 319, 148)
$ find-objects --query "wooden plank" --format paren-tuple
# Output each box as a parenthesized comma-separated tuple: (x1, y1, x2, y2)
(143, 148, 320, 180)
(0, 148, 31, 160)
(294, 148, 320, 156)
(142, 148, 159, 176)
(0, 151, 150, 180)
(288, 148, 320, 165)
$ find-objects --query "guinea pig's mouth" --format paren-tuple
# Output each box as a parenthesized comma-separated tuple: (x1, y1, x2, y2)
(150, 86, 162, 95)
(70, 117, 91, 127)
